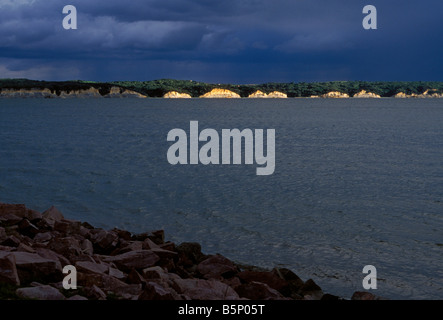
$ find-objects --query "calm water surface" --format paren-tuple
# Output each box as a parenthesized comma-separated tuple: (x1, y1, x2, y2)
(0, 98, 442, 299)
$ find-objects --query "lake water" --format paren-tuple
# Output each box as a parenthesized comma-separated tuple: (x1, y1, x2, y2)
(0, 98, 442, 299)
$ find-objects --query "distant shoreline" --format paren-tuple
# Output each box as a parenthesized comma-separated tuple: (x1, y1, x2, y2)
(1, 78, 442, 99)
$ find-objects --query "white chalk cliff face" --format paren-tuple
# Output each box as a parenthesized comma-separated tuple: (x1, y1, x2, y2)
(248, 90, 287, 98)
(200, 88, 241, 98)
(353, 90, 380, 98)
(163, 91, 192, 98)
(321, 91, 349, 98)
(0, 87, 146, 98)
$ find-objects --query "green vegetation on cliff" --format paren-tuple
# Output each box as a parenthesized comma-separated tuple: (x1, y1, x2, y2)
(1, 78, 443, 97)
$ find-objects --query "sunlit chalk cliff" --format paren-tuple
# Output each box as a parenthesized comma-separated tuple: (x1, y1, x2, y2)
(163, 91, 192, 98)
(104, 86, 147, 98)
(353, 90, 380, 98)
(321, 91, 350, 98)
(248, 90, 287, 98)
(200, 88, 241, 98)
(248, 90, 268, 98)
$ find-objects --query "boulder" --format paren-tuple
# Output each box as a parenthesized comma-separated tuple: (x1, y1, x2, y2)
(176, 242, 206, 267)
(1, 235, 21, 247)
(0, 203, 29, 218)
(42, 206, 65, 226)
(0, 251, 20, 285)
(138, 281, 175, 300)
(103, 250, 160, 272)
(33, 232, 52, 243)
(238, 270, 288, 293)
(16, 285, 65, 300)
(11, 251, 62, 283)
(0, 227, 7, 241)
(75, 261, 109, 275)
(83, 284, 107, 300)
(18, 219, 40, 238)
(173, 278, 240, 300)
(90, 229, 119, 254)
(197, 254, 238, 279)
(298, 279, 323, 300)
(235, 281, 285, 300)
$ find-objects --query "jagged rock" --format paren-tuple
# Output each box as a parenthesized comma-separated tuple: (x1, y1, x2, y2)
(108, 267, 126, 280)
(42, 206, 64, 227)
(16, 285, 65, 300)
(298, 279, 323, 300)
(142, 266, 169, 281)
(48, 237, 82, 261)
(103, 250, 160, 272)
(90, 229, 119, 254)
(176, 242, 205, 267)
(0, 203, 29, 218)
(173, 278, 240, 300)
(1, 235, 21, 247)
(54, 219, 82, 235)
(17, 243, 36, 253)
(0, 214, 22, 226)
(11, 251, 62, 283)
(84, 284, 107, 300)
(18, 219, 40, 238)
(33, 247, 69, 269)
(80, 239, 94, 255)
(138, 281, 175, 300)
(0, 251, 20, 285)
(33, 232, 52, 243)
(75, 261, 109, 275)
(197, 254, 238, 279)
(238, 270, 288, 293)
(0, 227, 6, 242)
(235, 281, 285, 300)
(200, 88, 241, 98)
(127, 268, 145, 284)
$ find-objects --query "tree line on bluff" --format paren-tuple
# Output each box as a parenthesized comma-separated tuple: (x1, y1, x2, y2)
(1, 78, 442, 97)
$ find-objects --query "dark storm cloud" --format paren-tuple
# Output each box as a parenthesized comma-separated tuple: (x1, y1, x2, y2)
(0, 0, 442, 82)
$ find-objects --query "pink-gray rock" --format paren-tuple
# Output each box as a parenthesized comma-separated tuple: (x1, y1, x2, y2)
(42, 206, 65, 227)
(16, 285, 65, 300)
(138, 281, 174, 300)
(173, 278, 240, 300)
(83, 284, 107, 300)
(103, 250, 160, 271)
(0, 203, 29, 218)
(197, 254, 238, 279)
(75, 261, 109, 275)
(90, 229, 119, 253)
(11, 251, 62, 282)
(0, 251, 20, 285)
(33, 232, 52, 243)
(235, 281, 286, 300)
(0, 227, 7, 241)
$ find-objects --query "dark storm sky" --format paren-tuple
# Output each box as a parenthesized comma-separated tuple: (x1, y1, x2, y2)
(0, 0, 442, 83)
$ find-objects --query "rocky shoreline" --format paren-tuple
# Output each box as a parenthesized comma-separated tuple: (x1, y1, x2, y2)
(0, 202, 383, 300)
